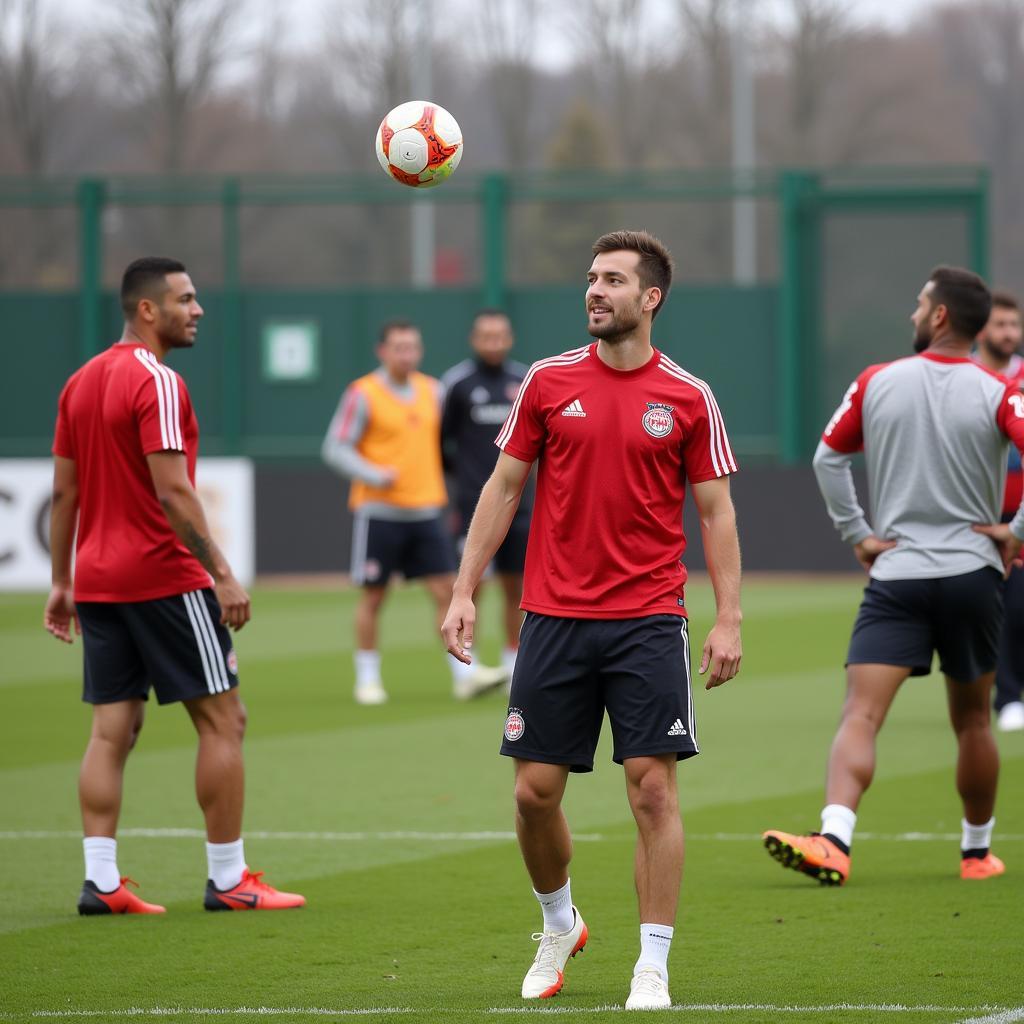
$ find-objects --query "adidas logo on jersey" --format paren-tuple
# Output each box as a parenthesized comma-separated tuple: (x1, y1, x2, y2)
(667, 718, 687, 736)
(561, 399, 587, 417)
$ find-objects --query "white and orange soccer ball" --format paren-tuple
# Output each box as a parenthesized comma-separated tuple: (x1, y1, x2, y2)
(374, 100, 463, 189)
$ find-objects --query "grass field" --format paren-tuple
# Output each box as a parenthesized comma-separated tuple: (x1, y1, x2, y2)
(0, 577, 1021, 1024)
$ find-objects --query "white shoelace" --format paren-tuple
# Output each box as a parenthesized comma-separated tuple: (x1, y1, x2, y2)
(529, 932, 560, 973)
(631, 969, 668, 997)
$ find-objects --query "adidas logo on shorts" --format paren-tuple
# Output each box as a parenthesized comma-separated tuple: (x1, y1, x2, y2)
(667, 718, 687, 736)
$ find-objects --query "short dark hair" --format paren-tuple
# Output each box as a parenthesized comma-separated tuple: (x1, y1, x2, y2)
(928, 266, 992, 339)
(592, 230, 674, 319)
(991, 290, 1019, 312)
(120, 257, 186, 317)
(377, 318, 419, 346)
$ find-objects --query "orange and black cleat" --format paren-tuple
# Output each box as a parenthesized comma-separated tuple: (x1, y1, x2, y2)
(961, 852, 1005, 880)
(204, 868, 306, 911)
(763, 830, 850, 886)
(78, 876, 166, 915)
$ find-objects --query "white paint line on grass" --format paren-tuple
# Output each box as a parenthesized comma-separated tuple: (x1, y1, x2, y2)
(956, 1010, 1024, 1024)
(13, 1005, 1018, 1020)
(2, 829, 1023, 843)
(26, 1010, 414, 1019)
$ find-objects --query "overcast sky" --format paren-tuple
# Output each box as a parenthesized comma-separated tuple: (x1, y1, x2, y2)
(53, 0, 938, 73)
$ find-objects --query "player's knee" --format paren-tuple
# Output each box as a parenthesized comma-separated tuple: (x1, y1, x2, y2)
(514, 777, 561, 818)
(627, 767, 676, 823)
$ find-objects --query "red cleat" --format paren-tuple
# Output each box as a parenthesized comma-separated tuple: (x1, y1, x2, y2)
(204, 868, 306, 911)
(961, 853, 1005, 880)
(78, 877, 166, 915)
(763, 829, 851, 886)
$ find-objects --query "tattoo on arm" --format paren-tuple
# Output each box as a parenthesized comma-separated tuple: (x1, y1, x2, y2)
(182, 521, 216, 574)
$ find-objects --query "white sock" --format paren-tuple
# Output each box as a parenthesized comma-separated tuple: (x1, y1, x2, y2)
(83, 836, 119, 892)
(961, 816, 994, 854)
(635, 923, 674, 983)
(821, 804, 857, 848)
(354, 650, 382, 690)
(534, 878, 574, 934)
(449, 653, 474, 683)
(502, 647, 518, 676)
(206, 838, 246, 890)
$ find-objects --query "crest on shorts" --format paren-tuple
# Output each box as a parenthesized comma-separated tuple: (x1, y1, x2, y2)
(363, 558, 381, 582)
(642, 402, 675, 438)
(227, 649, 238, 675)
(504, 708, 526, 742)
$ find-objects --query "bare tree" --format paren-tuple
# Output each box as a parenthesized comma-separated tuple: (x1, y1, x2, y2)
(471, 0, 542, 168)
(102, 0, 246, 173)
(565, 0, 663, 165)
(934, 0, 1024, 283)
(0, 0, 67, 174)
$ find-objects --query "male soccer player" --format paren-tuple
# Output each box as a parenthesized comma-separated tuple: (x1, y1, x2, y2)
(441, 310, 532, 677)
(973, 291, 1024, 732)
(442, 230, 742, 1010)
(764, 267, 1024, 887)
(322, 319, 507, 705)
(45, 257, 305, 914)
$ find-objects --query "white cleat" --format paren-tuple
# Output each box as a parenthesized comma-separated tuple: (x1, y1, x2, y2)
(997, 701, 1024, 732)
(625, 968, 672, 1010)
(521, 906, 588, 999)
(354, 682, 388, 705)
(453, 664, 510, 701)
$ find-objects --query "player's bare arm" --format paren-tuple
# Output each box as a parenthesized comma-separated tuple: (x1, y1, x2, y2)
(442, 451, 532, 662)
(44, 455, 80, 644)
(146, 452, 251, 630)
(691, 476, 742, 688)
(972, 522, 1024, 573)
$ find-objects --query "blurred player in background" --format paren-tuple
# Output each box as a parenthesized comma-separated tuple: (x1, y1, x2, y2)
(322, 319, 507, 704)
(45, 257, 305, 915)
(441, 310, 531, 679)
(443, 230, 742, 1010)
(973, 290, 1024, 731)
(764, 267, 1024, 887)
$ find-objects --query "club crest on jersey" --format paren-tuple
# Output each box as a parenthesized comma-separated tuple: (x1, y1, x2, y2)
(642, 402, 675, 438)
(506, 382, 521, 401)
(504, 708, 526, 742)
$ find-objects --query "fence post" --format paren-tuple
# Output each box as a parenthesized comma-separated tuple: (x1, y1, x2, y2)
(970, 169, 990, 283)
(482, 173, 507, 309)
(778, 171, 818, 465)
(222, 178, 243, 455)
(77, 179, 105, 363)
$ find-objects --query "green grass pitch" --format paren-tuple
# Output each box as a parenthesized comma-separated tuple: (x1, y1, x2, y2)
(0, 578, 1021, 1024)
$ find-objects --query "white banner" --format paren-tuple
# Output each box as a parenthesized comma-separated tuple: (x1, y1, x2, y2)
(0, 458, 254, 591)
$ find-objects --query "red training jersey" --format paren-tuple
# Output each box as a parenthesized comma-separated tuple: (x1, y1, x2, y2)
(496, 343, 738, 619)
(52, 342, 212, 602)
(1001, 355, 1024, 516)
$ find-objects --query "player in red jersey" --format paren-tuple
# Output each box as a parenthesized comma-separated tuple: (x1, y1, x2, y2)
(442, 230, 742, 1010)
(45, 257, 304, 915)
(974, 291, 1024, 731)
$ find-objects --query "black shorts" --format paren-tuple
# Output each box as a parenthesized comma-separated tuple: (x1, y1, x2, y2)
(350, 513, 456, 585)
(77, 589, 239, 705)
(847, 567, 1003, 683)
(500, 612, 698, 773)
(457, 505, 530, 575)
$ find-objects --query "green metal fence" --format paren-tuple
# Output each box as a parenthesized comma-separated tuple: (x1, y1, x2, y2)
(0, 167, 988, 463)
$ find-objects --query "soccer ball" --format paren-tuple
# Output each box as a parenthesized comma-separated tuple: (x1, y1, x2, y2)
(375, 100, 463, 189)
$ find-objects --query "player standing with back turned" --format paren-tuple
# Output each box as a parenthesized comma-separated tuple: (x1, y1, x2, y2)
(763, 267, 1024, 886)
(442, 230, 742, 1010)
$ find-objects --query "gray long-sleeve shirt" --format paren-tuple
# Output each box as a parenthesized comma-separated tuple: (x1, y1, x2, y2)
(814, 351, 1024, 580)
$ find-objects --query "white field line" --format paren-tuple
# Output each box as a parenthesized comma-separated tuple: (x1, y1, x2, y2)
(2, 829, 1024, 842)
(956, 1012, 1024, 1024)
(14, 1005, 1021, 1020)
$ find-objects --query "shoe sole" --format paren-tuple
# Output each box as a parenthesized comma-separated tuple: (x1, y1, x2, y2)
(763, 834, 846, 887)
(527, 925, 589, 1000)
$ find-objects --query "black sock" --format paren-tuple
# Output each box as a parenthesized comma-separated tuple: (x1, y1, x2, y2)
(822, 833, 850, 856)
(961, 847, 988, 860)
